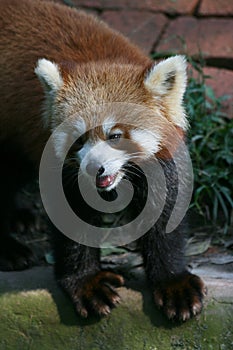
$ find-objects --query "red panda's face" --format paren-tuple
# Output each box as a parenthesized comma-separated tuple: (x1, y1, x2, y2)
(74, 127, 128, 191)
(66, 118, 161, 191)
(35, 56, 188, 191)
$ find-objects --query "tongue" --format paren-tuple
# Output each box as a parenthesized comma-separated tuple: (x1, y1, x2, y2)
(96, 174, 116, 188)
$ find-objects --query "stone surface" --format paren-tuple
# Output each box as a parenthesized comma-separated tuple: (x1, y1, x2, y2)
(0, 267, 233, 349)
(199, 0, 233, 16)
(63, 0, 199, 14)
(101, 11, 167, 53)
(156, 18, 233, 69)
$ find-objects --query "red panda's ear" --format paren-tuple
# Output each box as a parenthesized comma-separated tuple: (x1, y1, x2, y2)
(35, 58, 63, 94)
(144, 55, 188, 130)
(144, 55, 187, 97)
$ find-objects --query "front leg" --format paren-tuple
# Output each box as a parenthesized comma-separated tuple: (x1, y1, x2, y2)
(141, 226, 207, 321)
(53, 231, 124, 318)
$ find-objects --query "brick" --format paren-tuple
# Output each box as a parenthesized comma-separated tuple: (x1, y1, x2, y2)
(156, 18, 233, 68)
(101, 11, 167, 54)
(137, 0, 199, 14)
(199, 0, 233, 16)
(190, 67, 233, 118)
(65, 0, 199, 14)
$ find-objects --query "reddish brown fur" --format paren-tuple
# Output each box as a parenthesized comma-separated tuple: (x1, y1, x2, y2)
(0, 0, 152, 165)
(156, 126, 185, 160)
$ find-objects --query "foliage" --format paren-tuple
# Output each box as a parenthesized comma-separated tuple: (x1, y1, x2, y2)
(185, 57, 233, 231)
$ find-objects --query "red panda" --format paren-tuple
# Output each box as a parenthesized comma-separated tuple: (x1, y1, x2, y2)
(0, 0, 206, 321)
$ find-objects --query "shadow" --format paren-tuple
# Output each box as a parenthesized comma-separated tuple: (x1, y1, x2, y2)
(0, 266, 102, 327)
(123, 269, 183, 329)
(51, 287, 103, 327)
(0, 265, 186, 329)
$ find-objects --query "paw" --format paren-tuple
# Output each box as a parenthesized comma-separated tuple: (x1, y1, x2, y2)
(0, 236, 34, 271)
(153, 273, 207, 321)
(60, 271, 124, 318)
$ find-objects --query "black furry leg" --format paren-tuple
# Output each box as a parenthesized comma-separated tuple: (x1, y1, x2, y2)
(138, 157, 207, 321)
(140, 226, 207, 321)
(53, 230, 124, 318)
(0, 146, 34, 271)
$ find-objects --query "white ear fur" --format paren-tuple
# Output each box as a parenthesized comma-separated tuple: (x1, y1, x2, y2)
(35, 58, 63, 92)
(145, 55, 187, 97)
(144, 55, 188, 129)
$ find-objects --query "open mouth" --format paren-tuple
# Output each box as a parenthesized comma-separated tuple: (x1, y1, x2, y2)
(96, 173, 118, 189)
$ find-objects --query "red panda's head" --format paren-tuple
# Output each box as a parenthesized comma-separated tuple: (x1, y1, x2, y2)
(35, 56, 187, 191)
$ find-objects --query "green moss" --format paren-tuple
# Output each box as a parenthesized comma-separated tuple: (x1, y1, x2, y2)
(0, 287, 232, 350)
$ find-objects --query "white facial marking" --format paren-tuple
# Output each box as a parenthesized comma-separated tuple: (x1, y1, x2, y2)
(52, 131, 68, 159)
(78, 140, 129, 190)
(79, 141, 127, 174)
(77, 140, 93, 164)
(75, 118, 86, 136)
(52, 118, 87, 159)
(102, 116, 117, 136)
(130, 129, 161, 157)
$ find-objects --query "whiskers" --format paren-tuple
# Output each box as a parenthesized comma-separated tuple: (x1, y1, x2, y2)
(128, 151, 146, 160)
(62, 156, 83, 188)
(125, 151, 157, 182)
(61, 151, 156, 191)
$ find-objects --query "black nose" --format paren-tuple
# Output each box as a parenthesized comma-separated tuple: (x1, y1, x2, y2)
(86, 162, 105, 177)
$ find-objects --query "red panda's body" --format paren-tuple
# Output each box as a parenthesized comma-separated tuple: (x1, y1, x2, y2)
(0, 0, 206, 321)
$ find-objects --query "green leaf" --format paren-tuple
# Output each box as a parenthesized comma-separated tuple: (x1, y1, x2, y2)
(45, 252, 55, 265)
(185, 236, 211, 256)
(101, 247, 128, 257)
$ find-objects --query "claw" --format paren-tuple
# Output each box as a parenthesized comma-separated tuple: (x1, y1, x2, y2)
(153, 273, 206, 321)
(60, 271, 124, 318)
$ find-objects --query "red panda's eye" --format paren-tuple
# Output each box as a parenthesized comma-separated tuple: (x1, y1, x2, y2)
(108, 133, 122, 143)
